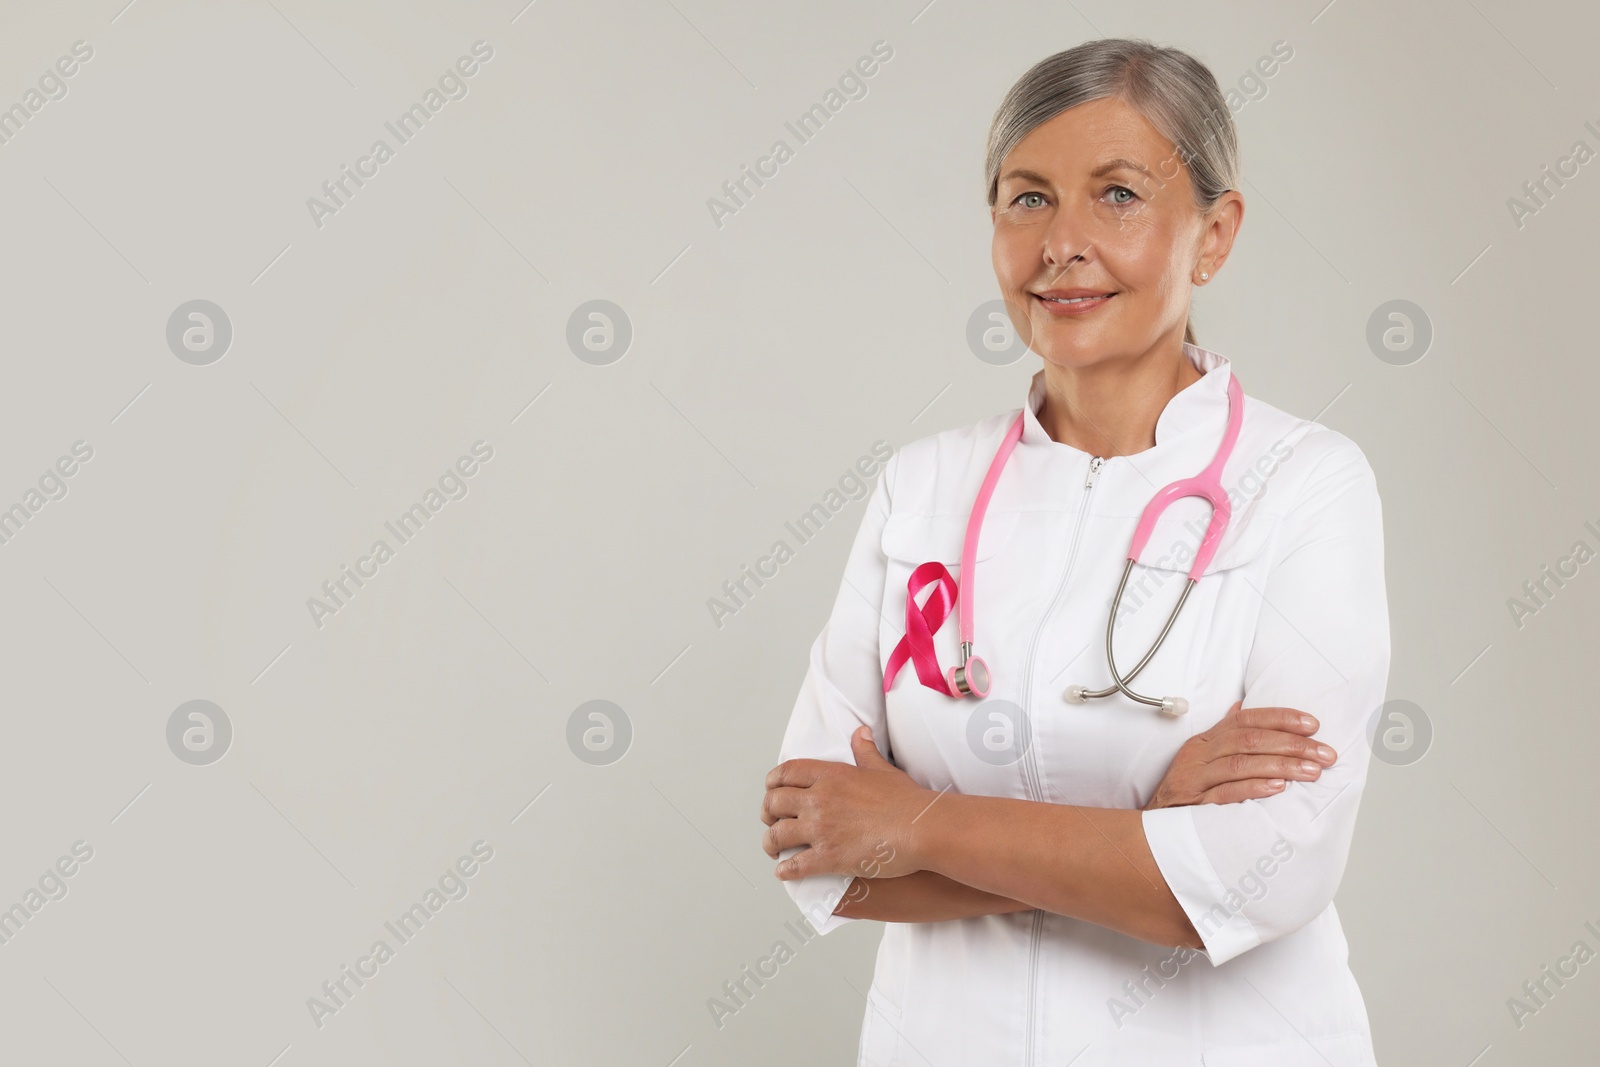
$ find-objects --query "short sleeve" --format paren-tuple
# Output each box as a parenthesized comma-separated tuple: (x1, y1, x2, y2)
(1141, 437, 1390, 966)
(775, 451, 898, 935)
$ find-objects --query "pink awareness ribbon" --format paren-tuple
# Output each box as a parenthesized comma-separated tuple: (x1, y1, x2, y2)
(883, 561, 958, 697)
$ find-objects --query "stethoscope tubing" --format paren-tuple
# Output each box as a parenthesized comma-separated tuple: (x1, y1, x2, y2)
(883, 371, 1244, 716)
(1066, 559, 1197, 716)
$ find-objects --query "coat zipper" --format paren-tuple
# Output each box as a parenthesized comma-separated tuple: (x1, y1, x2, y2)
(1019, 454, 1104, 1067)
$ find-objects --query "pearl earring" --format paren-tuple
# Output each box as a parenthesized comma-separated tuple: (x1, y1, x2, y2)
(1199, 272, 1209, 280)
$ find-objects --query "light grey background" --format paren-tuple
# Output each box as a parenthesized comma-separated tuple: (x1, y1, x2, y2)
(0, 0, 1591, 1063)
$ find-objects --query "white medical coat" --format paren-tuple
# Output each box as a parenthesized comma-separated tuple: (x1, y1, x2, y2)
(776, 344, 1390, 1065)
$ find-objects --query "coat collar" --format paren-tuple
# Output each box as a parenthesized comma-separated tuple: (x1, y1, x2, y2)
(1020, 342, 1233, 456)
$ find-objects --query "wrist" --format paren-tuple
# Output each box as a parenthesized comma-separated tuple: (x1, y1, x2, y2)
(904, 787, 956, 876)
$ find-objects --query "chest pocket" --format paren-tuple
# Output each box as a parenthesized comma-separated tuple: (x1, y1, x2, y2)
(1026, 508, 1281, 807)
(1104, 507, 1281, 736)
(876, 510, 1028, 790)
(879, 510, 1020, 567)
(878, 509, 1023, 664)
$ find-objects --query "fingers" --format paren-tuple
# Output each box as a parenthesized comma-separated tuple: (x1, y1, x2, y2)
(762, 816, 808, 860)
(760, 785, 804, 827)
(764, 758, 832, 792)
(850, 725, 892, 768)
(774, 849, 810, 880)
(1211, 725, 1337, 768)
(1147, 702, 1336, 814)
(1212, 752, 1327, 785)
(1193, 777, 1289, 805)
(1172, 751, 1321, 805)
(1208, 703, 1335, 766)
(762, 753, 867, 827)
(1229, 704, 1320, 735)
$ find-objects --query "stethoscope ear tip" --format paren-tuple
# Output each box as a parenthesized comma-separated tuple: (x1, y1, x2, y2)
(1063, 686, 1089, 704)
(1160, 697, 1189, 717)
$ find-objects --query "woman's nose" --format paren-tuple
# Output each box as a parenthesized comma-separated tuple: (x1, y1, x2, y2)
(1040, 201, 1097, 271)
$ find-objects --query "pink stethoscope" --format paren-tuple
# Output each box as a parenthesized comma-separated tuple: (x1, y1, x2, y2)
(883, 372, 1244, 717)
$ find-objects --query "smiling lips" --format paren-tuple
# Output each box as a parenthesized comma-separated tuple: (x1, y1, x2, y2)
(1033, 288, 1116, 314)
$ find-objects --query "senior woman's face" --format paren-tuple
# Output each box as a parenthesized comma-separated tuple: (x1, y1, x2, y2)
(991, 95, 1205, 368)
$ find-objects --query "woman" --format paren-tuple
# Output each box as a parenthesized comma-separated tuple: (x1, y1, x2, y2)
(759, 38, 1390, 1066)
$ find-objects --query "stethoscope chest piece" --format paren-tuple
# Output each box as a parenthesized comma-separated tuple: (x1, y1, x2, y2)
(947, 643, 991, 698)
(882, 371, 1243, 719)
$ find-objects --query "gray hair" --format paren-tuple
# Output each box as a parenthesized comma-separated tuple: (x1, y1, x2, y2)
(983, 39, 1240, 345)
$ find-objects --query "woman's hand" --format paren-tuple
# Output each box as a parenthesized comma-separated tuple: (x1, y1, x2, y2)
(762, 726, 932, 882)
(1143, 700, 1337, 810)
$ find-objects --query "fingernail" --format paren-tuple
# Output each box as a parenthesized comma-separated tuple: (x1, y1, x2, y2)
(1298, 714, 1316, 730)
(1315, 744, 1335, 762)
(1298, 760, 1319, 775)
(1266, 779, 1285, 790)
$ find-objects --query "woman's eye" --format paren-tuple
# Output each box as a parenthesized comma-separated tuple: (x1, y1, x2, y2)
(1011, 191, 1047, 209)
(1106, 185, 1138, 206)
